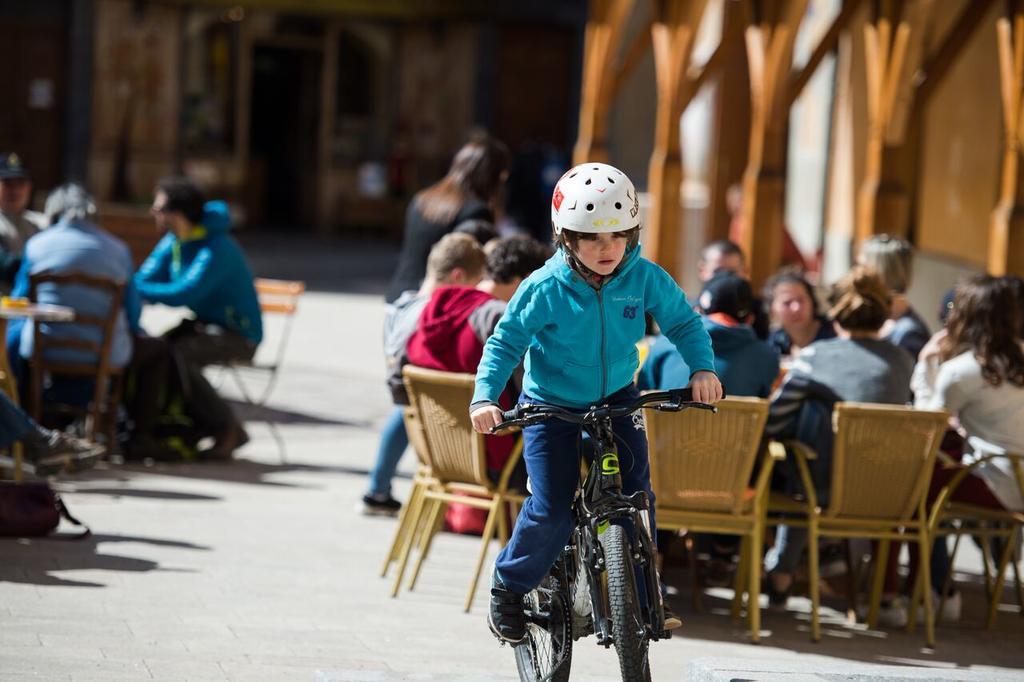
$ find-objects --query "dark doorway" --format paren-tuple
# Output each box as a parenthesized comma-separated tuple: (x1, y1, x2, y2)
(249, 45, 321, 228)
(0, 5, 68, 193)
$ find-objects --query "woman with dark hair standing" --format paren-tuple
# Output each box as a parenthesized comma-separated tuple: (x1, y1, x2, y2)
(386, 134, 511, 303)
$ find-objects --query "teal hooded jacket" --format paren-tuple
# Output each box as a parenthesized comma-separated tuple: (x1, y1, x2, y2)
(472, 245, 715, 409)
(134, 201, 263, 343)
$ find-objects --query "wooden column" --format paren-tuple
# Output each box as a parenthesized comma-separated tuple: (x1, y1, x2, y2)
(645, 0, 708, 274)
(707, 0, 752, 243)
(574, 0, 636, 164)
(739, 0, 807, 288)
(854, 11, 912, 244)
(990, 13, 1024, 276)
(317, 22, 340, 234)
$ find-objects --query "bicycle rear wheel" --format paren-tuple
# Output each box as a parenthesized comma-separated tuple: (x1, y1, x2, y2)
(600, 524, 651, 682)
(514, 573, 572, 682)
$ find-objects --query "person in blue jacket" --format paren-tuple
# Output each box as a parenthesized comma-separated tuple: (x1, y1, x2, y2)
(136, 177, 262, 458)
(470, 162, 723, 644)
(638, 270, 780, 398)
(137, 177, 262, 367)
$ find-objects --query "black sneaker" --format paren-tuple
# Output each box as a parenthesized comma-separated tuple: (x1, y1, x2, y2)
(488, 576, 526, 643)
(27, 431, 105, 476)
(764, 572, 791, 611)
(359, 494, 401, 517)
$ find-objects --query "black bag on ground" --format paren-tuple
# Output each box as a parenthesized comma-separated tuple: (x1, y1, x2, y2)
(0, 481, 90, 538)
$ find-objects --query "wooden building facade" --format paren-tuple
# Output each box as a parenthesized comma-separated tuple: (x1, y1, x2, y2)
(581, 0, 1022, 298)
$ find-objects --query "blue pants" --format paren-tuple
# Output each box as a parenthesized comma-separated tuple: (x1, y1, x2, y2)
(366, 406, 409, 497)
(495, 384, 655, 595)
(0, 390, 36, 449)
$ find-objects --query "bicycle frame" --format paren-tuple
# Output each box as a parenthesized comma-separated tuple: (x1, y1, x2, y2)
(568, 417, 665, 647)
(494, 388, 718, 660)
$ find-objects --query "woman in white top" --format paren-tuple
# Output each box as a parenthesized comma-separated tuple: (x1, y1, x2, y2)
(903, 275, 1024, 620)
(912, 275, 1024, 513)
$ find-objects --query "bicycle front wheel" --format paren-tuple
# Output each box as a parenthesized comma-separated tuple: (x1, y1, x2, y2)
(600, 524, 651, 682)
(514, 573, 572, 682)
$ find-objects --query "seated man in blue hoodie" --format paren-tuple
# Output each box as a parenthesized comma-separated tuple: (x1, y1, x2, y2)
(638, 269, 779, 397)
(138, 177, 262, 366)
(136, 177, 262, 458)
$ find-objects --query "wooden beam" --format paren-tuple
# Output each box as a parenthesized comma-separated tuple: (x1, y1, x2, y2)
(608, 19, 653, 102)
(645, 0, 708, 275)
(574, 0, 636, 164)
(990, 14, 1024, 276)
(738, 0, 808, 288)
(855, 14, 913, 244)
(678, 6, 746, 113)
(787, 0, 863, 108)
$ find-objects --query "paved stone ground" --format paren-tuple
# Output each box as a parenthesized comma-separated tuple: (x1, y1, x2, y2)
(1, 234, 1023, 681)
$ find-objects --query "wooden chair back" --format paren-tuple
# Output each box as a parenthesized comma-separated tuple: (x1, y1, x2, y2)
(27, 271, 126, 441)
(826, 402, 948, 521)
(646, 397, 770, 514)
(255, 278, 305, 316)
(402, 365, 489, 488)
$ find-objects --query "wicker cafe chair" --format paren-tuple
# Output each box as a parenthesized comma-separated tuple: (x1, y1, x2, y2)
(645, 396, 776, 643)
(28, 271, 126, 445)
(769, 403, 948, 647)
(920, 452, 1024, 629)
(380, 407, 437, 594)
(396, 365, 526, 612)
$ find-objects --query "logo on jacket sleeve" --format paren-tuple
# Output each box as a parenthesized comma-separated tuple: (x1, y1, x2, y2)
(622, 305, 638, 319)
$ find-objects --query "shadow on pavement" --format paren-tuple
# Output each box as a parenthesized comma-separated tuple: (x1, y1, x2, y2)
(661, 561, 1024, 670)
(68, 487, 222, 502)
(0, 532, 208, 588)
(229, 400, 372, 428)
(62, 459, 410, 489)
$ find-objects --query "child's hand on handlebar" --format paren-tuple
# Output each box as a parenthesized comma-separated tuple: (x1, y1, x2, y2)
(471, 404, 504, 433)
(688, 370, 723, 404)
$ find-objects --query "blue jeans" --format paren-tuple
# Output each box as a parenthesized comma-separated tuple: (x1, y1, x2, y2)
(495, 384, 654, 595)
(366, 406, 409, 497)
(0, 390, 36, 449)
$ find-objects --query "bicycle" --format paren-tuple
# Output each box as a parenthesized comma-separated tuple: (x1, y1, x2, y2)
(489, 387, 718, 682)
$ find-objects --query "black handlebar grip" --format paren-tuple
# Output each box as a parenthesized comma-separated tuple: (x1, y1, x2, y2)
(500, 407, 520, 422)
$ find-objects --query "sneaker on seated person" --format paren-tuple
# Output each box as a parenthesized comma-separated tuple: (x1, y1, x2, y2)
(360, 493, 402, 517)
(25, 429, 105, 476)
(199, 423, 249, 461)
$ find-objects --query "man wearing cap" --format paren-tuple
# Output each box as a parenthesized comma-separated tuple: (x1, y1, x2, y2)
(638, 270, 780, 398)
(0, 153, 45, 289)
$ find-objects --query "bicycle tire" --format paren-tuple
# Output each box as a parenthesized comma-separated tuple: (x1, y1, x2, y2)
(600, 524, 651, 682)
(514, 574, 573, 682)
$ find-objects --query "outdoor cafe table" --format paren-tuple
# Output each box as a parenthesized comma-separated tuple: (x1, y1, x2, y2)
(0, 302, 76, 481)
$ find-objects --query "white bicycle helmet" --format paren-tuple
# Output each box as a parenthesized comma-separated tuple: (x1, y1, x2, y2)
(550, 162, 640, 235)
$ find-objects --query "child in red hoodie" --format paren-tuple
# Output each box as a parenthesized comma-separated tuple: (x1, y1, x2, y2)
(405, 236, 550, 530)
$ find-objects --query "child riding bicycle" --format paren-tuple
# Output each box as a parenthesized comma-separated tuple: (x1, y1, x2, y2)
(470, 162, 723, 643)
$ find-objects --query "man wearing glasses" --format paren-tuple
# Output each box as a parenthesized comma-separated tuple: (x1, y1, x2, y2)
(135, 176, 262, 459)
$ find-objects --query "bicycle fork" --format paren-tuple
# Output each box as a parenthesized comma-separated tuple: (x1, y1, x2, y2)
(574, 505, 666, 648)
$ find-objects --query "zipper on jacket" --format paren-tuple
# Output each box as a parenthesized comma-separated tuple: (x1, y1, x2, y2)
(597, 287, 606, 400)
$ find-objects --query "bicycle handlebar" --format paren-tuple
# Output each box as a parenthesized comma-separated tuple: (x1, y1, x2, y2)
(489, 387, 721, 433)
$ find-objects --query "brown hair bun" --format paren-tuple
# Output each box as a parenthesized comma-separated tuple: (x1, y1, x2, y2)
(828, 265, 891, 332)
